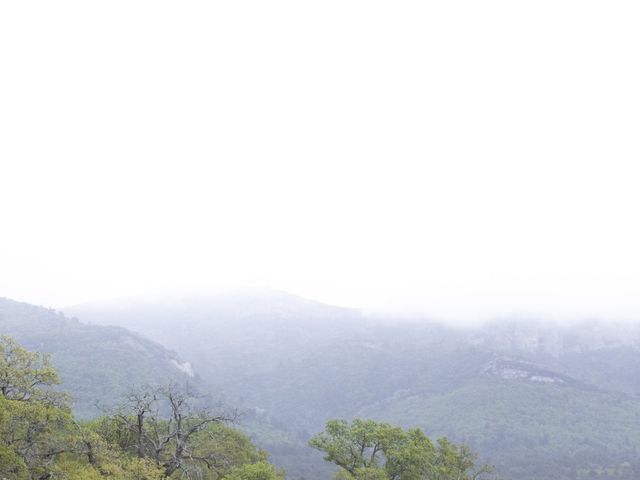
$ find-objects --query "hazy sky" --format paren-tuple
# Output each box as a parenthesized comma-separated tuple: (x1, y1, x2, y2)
(1, 1, 639, 321)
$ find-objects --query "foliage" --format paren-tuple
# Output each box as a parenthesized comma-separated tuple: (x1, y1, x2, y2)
(0, 444, 28, 480)
(224, 461, 285, 480)
(0, 335, 64, 404)
(0, 336, 280, 480)
(310, 419, 494, 480)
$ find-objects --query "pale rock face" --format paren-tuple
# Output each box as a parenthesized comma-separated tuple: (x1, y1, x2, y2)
(499, 368, 530, 380)
(483, 358, 566, 384)
(170, 359, 195, 377)
(530, 375, 563, 383)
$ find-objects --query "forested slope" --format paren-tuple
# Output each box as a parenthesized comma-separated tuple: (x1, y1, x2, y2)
(68, 291, 640, 480)
(0, 297, 195, 417)
(0, 335, 284, 479)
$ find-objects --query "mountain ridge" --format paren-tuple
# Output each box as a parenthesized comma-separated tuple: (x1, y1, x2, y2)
(64, 290, 640, 480)
(0, 296, 197, 417)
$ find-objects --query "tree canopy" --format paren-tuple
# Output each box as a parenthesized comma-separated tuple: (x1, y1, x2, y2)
(0, 336, 282, 480)
(309, 419, 494, 480)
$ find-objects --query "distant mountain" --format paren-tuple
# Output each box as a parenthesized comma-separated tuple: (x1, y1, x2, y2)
(66, 289, 365, 395)
(0, 297, 197, 417)
(67, 291, 640, 480)
(471, 318, 640, 396)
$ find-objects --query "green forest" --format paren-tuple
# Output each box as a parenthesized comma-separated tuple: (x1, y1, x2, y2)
(0, 335, 492, 480)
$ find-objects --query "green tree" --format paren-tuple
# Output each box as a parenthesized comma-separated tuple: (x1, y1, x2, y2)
(0, 337, 280, 480)
(223, 461, 285, 480)
(0, 335, 65, 405)
(0, 337, 283, 480)
(0, 444, 28, 480)
(310, 419, 494, 480)
(100, 384, 284, 479)
(0, 336, 73, 478)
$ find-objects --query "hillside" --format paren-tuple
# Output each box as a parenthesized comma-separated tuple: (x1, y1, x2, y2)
(0, 297, 196, 417)
(66, 291, 640, 480)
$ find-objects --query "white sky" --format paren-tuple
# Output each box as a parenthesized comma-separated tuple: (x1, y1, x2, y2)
(1, 1, 639, 321)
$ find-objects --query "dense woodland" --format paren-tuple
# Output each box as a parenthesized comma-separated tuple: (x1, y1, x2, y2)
(0, 335, 491, 480)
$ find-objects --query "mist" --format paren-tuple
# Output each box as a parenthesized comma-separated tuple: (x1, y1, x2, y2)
(2, 2, 639, 323)
(4, 3, 640, 479)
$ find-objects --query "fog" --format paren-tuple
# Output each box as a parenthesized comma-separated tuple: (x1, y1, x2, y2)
(1, 1, 639, 322)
